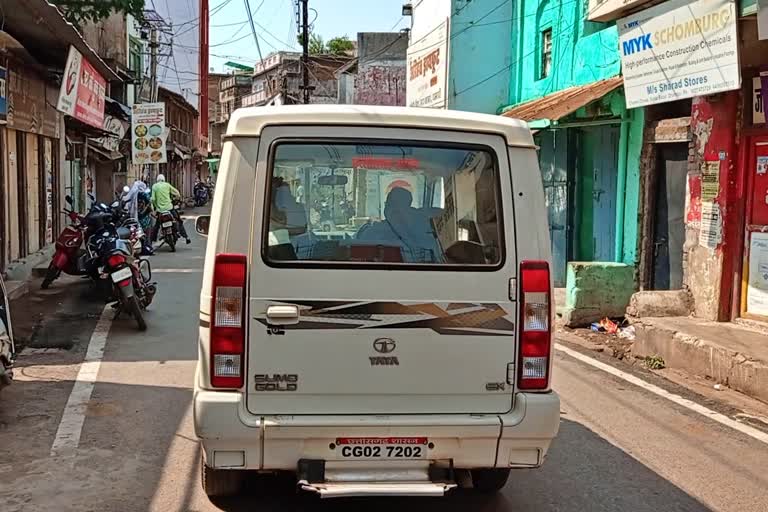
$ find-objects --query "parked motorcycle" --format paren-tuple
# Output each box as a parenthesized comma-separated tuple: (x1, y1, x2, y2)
(0, 273, 15, 391)
(194, 181, 210, 207)
(41, 195, 110, 289)
(99, 225, 157, 331)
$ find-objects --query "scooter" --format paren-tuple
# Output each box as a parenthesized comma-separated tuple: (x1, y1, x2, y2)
(41, 195, 110, 289)
(0, 273, 15, 391)
(194, 182, 210, 207)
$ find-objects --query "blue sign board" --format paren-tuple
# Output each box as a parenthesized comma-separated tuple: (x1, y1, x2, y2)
(0, 67, 6, 121)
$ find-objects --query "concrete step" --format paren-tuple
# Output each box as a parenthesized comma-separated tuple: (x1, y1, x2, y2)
(5, 280, 28, 301)
(632, 317, 768, 404)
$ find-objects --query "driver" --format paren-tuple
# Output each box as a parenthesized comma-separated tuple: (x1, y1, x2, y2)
(358, 187, 443, 262)
(151, 174, 190, 244)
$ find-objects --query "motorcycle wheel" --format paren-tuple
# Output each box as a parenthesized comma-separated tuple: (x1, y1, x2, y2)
(41, 264, 60, 289)
(168, 236, 177, 252)
(129, 295, 147, 331)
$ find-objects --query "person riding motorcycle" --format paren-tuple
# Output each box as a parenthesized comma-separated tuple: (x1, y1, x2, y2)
(151, 174, 190, 244)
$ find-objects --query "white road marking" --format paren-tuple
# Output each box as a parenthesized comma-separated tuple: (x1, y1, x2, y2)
(50, 306, 115, 457)
(152, 269, 202, 273)
(555, 343, 768, 446)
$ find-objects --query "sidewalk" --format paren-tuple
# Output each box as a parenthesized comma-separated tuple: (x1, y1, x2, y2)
(554, 288, 768, 404)
(631, 317, 768, 404)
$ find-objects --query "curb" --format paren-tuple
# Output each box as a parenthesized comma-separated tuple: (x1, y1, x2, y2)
(632, 321, 768, 404)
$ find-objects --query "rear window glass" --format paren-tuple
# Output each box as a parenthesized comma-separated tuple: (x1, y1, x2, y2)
(264, 142, 503, 267)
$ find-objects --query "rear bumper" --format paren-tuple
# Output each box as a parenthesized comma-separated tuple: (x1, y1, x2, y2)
(194, 390, 560, 471)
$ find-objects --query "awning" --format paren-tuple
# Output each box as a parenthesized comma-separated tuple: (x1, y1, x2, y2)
(501, 77, 623, 123)
(87, 141, 122, 161)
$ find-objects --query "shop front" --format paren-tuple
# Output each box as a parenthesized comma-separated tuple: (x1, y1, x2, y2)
(734, 18, 768, 321)
(615, 0, 744, 322)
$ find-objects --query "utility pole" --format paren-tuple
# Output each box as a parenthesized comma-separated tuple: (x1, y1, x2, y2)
(300, 0, 310, 104)
(149, 26, 160, 181)
(149, 26, 159, 102)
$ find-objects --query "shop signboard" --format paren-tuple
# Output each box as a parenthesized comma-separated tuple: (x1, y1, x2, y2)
(406, 18, 449, 109)
(56, 46, 106, 129)
(8, 65, 60, 138)
(131, 103, 167, 165)
(618, 0, 739, 108)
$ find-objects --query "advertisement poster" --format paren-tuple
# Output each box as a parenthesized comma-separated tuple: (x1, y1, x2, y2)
(758, 156, 768, 175)
(44, 139, 53, 244)
(56, 46, 106, 128)
(406, 18, 449, 108)
(701, 161, 720, 201)
(0, 66, 6, 123)
(748, 232, 768, 316)
(618, 0, 739, 108)
(131, 103, 167, 165)
(699, 201, 722, 249)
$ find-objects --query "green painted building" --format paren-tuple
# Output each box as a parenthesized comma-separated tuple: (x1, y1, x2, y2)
(500, 0, 644, 290)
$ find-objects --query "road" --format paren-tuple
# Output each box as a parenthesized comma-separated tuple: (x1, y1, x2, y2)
(1, 220, 768, 512)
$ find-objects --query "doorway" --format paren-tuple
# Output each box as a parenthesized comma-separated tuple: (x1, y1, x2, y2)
(651, 143, 688, 290)
(536, 130, 574, 287)
(578, 125, 620, 262)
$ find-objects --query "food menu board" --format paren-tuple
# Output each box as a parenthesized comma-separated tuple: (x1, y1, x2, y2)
(131, 102, 167, 165)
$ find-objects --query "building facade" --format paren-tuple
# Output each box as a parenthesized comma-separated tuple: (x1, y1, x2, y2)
(0, 0, 120, 281)
(338, 32, 408, 106)
(158, 86, 199, 198)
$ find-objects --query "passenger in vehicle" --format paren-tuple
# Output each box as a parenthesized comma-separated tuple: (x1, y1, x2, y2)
(358, 187, 443, 263)
(270, 178, 307, 234)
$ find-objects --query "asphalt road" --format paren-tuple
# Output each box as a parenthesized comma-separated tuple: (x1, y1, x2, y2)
(1, 221, 767, 512)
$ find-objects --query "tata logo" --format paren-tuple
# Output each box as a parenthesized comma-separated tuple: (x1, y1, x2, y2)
(373, 338, 396, 354)
(622, 34, 653, 55)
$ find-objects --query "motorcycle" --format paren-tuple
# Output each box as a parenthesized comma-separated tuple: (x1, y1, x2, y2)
(194, 182, 210, 207)
(0, 273, 16, 391)
(41, 195, 111, 289)
(156, 202, 182, 252)
(98, 223, 157, 331)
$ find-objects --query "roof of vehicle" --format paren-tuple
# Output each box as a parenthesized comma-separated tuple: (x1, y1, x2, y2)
(226, 105, 535, 148)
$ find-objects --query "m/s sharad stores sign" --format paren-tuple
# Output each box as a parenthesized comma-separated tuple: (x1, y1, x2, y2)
(618, 0, 739, 108)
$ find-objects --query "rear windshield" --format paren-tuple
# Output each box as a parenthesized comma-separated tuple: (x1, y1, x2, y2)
(263, 141, 503, 267)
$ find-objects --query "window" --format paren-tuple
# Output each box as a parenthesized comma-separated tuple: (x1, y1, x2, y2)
(129, 37, 143, 81)
(264, 142, 503, 268)
(540, 28, 553, 79)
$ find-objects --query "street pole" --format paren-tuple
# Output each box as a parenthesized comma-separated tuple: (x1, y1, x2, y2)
(149, 26, 159, 181)
(301, 0, 310, 104)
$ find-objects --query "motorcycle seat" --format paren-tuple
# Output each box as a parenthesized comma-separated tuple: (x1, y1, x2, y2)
(117, 227, 132, 240)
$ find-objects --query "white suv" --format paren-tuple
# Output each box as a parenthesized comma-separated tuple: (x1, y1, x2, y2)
(194, 105, 560, 498)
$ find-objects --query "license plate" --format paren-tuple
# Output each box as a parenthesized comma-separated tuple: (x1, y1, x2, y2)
(335, 437, 428, 459)
(111, 267, 132, 283)
(162, 221, 173, 228)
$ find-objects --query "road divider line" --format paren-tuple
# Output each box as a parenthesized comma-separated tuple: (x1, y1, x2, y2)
(50, 306, 115, 457)
(554, 343, 768, 446)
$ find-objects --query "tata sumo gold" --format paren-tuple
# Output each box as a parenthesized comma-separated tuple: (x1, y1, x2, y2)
(194, 105, 560, 499)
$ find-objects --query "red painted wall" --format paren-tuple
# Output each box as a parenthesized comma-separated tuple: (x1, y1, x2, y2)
(690, 92, 740, 319)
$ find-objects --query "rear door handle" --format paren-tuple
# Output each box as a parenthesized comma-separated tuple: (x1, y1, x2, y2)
(266, 305, 300, 325)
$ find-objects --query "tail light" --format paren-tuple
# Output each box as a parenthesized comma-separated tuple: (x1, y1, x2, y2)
(518, 260, 551, 390)
(108, 254, 126, 267)
(210, 254, 247, 388)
